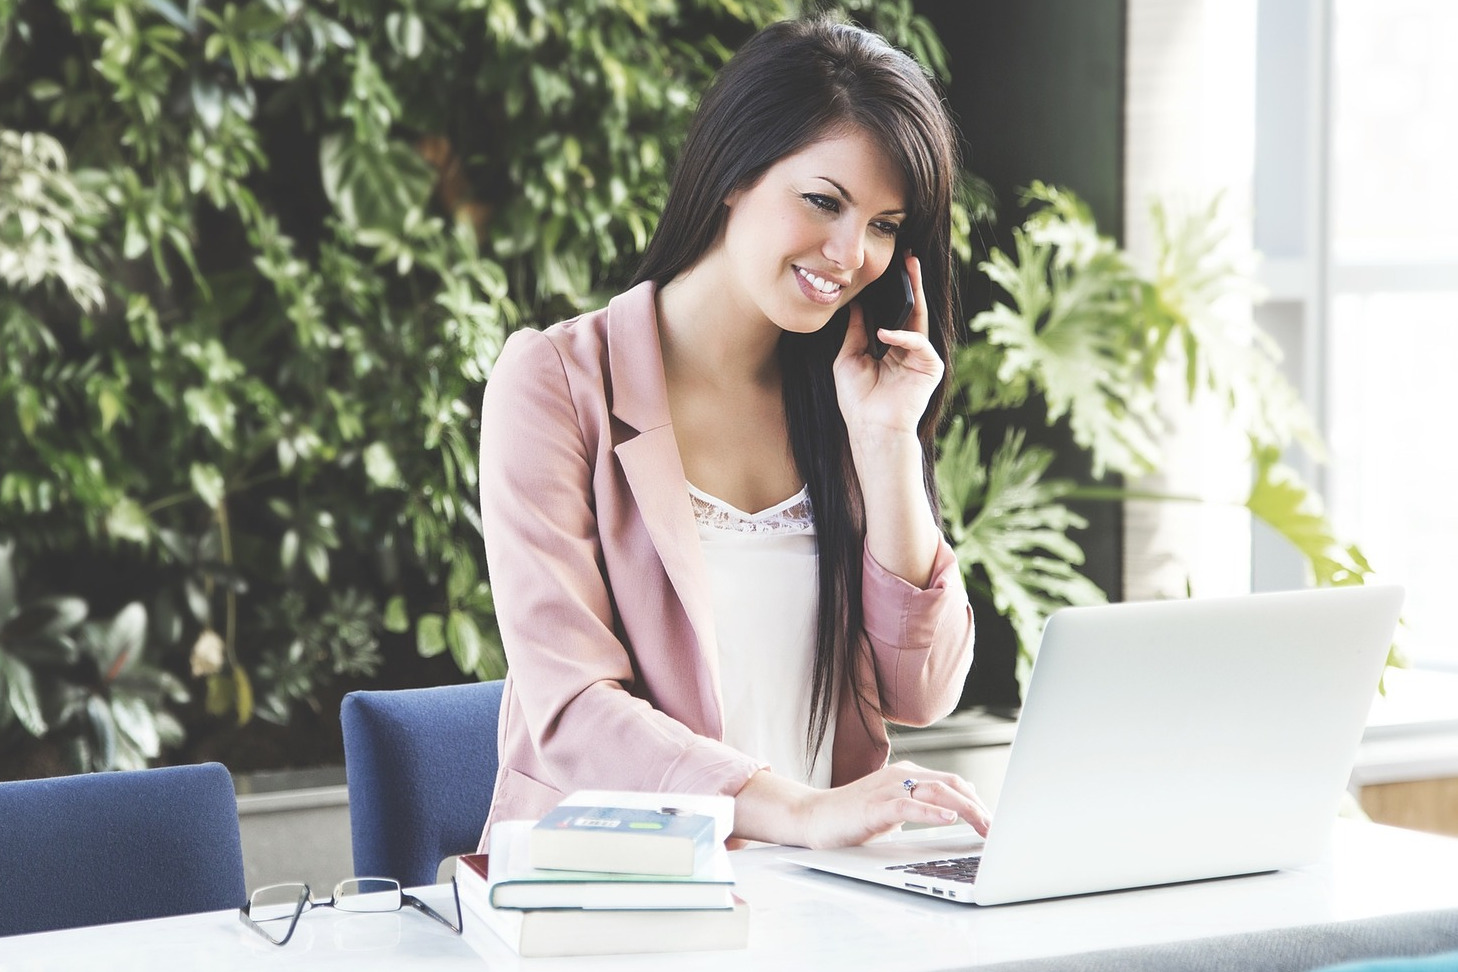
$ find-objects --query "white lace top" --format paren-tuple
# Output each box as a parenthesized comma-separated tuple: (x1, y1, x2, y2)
(688, 483, 833, 789)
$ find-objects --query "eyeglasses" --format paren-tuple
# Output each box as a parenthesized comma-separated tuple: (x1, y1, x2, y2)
(239, 876, 462, 946)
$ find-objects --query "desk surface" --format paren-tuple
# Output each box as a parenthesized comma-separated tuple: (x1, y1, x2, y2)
(3, 820, 1456, 972)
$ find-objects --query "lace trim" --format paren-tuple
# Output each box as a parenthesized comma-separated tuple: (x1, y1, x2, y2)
(688, 483, 814, 535)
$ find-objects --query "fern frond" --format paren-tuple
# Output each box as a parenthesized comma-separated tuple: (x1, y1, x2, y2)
(939, 424, 1107, 665)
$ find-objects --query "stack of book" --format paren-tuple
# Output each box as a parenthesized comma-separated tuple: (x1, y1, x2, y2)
(455, 790, 750, 958)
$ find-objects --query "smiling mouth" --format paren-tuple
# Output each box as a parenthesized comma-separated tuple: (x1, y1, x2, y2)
(795, 266, 845, 299)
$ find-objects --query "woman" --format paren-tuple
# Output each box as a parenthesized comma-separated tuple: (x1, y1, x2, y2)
(477, 17, 987, 850)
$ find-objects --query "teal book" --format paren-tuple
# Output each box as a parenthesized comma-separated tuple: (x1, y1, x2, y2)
(529, 803, 718, 876)
(455, 854, 749, 957)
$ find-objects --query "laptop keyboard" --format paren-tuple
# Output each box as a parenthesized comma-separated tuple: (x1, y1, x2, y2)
(886, 855, 982, 884)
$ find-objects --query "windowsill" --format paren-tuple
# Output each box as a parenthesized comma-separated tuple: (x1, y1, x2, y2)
(887, 706, 1019, 754)
(232, 765, 348, 815)
(1354, 667, 1458, 787)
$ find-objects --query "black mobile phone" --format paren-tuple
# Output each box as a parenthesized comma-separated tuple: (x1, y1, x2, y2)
(858, 260, 913, 359)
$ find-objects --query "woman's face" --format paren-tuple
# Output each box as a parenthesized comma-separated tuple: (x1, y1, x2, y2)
(717, 127, 907, 336)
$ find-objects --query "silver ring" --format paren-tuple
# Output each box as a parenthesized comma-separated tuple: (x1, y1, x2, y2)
(902, 778, 918, 797)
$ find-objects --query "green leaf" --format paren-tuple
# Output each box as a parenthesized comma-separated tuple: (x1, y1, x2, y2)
(184, 579, 211, 626)
(972, 206, 1161, 478)
(144, 0, 193, 32)
(29, 80, 64, 101)
(447, 610, 482, 673)
(106, 497, 152, 543)
(0, 541, 15, 619)
(0, 654, 47, 737)
(383, 595, 409, 633)
(100, 602, 148, 678)
(416, 613, 446, 658)
(939, 422, 1106, 670)
(205, 671, 235, 717)
(98, 385, 124, 432)
(1247, 447, 1372, 588)
(477, 622, 507, 680)
(154, 709, 186, 747)
(305, 542, 330, 583)
(446, 556, 478, 604)
(111, 695, 161, 758)
(1, 595, 88, 643)
(386, 11, 425, 58)
(363, 441, 402, 487)
(1146, 196, 1321, 458)
(123, 218, 150, 260)
(182, 386, 236, 447)
(319, 134, 434, 232)
(233, 665, 254, 725)
(189, 462, 227, 508)
(191, 76, 225, 129)
(86, 694, 117, 770)
(166, 667, 192, 705)
(280, 529, 299, 571)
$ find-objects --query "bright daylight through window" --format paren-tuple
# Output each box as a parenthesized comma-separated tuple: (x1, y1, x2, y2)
(1326, 0, 1458, 671)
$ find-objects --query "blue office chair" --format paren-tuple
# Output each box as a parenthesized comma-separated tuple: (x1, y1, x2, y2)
(1313, 952, 1458, 972)
(0, 762, 246, 937)
(341, 679, 504, 888)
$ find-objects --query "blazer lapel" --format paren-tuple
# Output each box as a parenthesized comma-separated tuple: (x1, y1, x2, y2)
(605, 283, 724, 729)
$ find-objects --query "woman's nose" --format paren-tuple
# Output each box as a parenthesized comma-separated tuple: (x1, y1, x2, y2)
(822, 224, 866, 271)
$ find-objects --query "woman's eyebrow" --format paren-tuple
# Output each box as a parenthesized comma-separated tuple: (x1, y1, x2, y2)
(813, 176, 907, 216)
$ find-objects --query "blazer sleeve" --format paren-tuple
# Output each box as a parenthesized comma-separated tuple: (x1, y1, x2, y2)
(479, 327, 764, 798)
(859, 538, 975, 727)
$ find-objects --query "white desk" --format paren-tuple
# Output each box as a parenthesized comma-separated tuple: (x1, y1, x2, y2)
(2, 820, 1455, 972)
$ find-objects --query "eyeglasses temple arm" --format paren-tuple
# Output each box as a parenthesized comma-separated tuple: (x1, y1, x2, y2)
(404, 880, 462, 933)
(237, 906, 298, 947)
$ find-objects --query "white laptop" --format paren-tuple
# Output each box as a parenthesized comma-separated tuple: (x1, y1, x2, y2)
(782, 585, 1404, 905)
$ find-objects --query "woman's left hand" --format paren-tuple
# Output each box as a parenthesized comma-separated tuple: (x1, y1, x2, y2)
(833, 251, 944, 437)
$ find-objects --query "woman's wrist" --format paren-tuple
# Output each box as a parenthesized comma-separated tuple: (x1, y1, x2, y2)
(846, 420, 920, 463)
(732, 769, 817, 847)
(847, 429, 941, 588)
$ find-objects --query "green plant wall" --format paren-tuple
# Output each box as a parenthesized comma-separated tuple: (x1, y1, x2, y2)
(0, 0, 955, 772)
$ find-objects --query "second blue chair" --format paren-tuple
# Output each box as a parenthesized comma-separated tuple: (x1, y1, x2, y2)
(341, 679, 504, 888)
(0, 762, 246, 937)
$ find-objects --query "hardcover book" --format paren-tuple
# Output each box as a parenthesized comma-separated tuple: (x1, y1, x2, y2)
(530, 803, 717, 876)
(457, 885, 750, 958)
(460, 819, 736, 911)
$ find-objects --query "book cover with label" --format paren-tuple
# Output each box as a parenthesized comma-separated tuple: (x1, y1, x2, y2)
(460, 819, 735, 911)
(530, 803, 717, 875)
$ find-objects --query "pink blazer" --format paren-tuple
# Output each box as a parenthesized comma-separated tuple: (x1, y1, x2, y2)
(476, 280, 975, 846)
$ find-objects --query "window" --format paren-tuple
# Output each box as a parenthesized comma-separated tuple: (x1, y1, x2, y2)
(1327, 0, 1458, 671)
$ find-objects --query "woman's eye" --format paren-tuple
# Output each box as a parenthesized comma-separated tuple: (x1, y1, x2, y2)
(872, 220, 901, 237)
(804, 193, 839, 213)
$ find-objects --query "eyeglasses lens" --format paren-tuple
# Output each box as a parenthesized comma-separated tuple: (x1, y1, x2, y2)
(245, 883, 310, 944)
(248, 884, 308, 923)
(333, 877, 403, 913)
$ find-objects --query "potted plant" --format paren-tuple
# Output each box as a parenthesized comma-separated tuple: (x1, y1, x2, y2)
(938, 184, 1381, 691)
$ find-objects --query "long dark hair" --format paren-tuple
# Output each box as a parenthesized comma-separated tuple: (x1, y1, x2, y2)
(631, 18, 961, 772)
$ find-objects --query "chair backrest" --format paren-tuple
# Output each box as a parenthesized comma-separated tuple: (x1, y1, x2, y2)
(0, 762, 246, 937)
(341, 680, 504, 888)
(1312, 951, 1458, 972)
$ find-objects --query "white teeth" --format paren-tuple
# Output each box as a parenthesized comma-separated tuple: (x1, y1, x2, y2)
(797, 267, 842, 294)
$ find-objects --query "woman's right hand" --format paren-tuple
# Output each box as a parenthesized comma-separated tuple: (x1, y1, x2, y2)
(734, 760, 991, 849)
